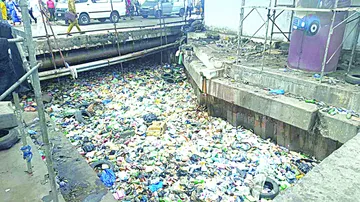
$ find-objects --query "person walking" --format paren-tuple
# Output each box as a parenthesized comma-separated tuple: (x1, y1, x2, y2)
(0, 0, 7, 20)
(6, 0, 21, 25)
(124, 0, 134, 20)
(185, 0, 193, 18)
(66, 0, 81, 36)
(133, 0, 140, 16)
(28, 0, 37, 24)
(47, 0, 55, 21)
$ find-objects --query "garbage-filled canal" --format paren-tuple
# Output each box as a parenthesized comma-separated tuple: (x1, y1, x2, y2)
(40, 62, 317, 201)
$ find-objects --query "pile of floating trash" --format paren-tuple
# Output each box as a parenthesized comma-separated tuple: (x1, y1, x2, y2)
(24, 63, 317, 201)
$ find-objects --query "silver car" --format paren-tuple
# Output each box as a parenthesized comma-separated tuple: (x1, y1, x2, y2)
(140, 0, 185, 18)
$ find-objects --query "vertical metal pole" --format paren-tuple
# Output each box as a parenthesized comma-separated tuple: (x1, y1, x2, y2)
(261, 0, 272, 70)
(347, 14, 360, 73)
(159, 1, 163, 64)
(269, 0, 277, 54)
(110, 0, 124, 72)
(288, 0, 296, 40)
(320, 0, 339, 82)
(236, 0, 245, 65)
(19, 1, 59, 202)
(38, 1, 57, 70)
(13, 92, 33, 174)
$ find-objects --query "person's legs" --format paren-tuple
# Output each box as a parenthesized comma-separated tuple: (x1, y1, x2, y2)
(50, 8, 55, 21)
(29, 8, 37, 23)
(67, 20, 75, 33)
(74, 20, 81, 32)
(130, 8, 133, 20)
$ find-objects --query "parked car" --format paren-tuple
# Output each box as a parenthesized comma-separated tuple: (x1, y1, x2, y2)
(140, 0, 185, 19)
(55, 0, 126, 25)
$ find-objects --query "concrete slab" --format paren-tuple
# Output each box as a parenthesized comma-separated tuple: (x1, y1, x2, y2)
(190, 41, 360, 112)
(0, 102, 18, 129)
(208, 78, 318, 131)
(14, 16, 185, 38)
(184, 54, 360, 159)
(318, 112, 360, 143)
(274, 133, 360, 202)
(184, 57, 318, 131)
(0, 136, 65, 202)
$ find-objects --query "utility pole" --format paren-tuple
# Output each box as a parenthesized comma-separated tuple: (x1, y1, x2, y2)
(19, 0, 59, 201)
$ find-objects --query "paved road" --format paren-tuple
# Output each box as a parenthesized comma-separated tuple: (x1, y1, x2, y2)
(13, 15, 190, 38)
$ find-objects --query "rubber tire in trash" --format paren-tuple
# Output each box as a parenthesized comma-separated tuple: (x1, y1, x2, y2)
(90, 160, 115, 171)
(0, 128, 20, 151)
(345, 74, 360, 85)
(259, 177, 280, 200)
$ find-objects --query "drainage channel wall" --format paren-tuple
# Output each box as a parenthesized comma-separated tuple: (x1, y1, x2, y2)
(184, 55, 360, 160)
(191, 44, 360, 112)
(20, 25, 183, 70)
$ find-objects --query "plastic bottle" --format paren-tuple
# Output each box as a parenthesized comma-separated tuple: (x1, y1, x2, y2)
(251, 158, 270, 200)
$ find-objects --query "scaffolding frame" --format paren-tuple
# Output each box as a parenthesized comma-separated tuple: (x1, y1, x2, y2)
(0, 1, 59, 201)
(236, 0, 360, 82)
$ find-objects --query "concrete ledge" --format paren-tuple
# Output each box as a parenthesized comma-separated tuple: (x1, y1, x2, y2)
(185, 57, 318, 131)
(34, 26, 183, 55)
(318, 112, 360, 143)
(184, 55, 360, 159)
(0, 102, 17, 129)
(274, 133, 360, 202)
(192, 44, 360, 112)
(207, 79, 318, 131)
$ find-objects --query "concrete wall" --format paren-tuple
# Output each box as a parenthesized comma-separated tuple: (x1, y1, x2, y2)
(204, 0, 360, 50)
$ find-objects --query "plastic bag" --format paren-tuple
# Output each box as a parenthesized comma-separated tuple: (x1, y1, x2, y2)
(100, 169, 116, 187)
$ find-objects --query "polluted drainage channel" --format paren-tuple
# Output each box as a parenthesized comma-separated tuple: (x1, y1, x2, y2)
(27, 61, 317, 201)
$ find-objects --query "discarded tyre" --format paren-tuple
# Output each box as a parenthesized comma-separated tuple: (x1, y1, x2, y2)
(0, 128, 20, 151)
(345, 74, 360, 85)
(260, 177, 280, 200)
(91, 160, 114, 171)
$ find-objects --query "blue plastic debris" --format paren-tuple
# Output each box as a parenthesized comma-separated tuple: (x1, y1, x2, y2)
(269, 89, 285, 95)
(148, 181, 163, 192)
(100, 169, 116, 187)
(28, 130, 37, 135)
(20, 145, 33, 162)
(313, 74, 321, 79)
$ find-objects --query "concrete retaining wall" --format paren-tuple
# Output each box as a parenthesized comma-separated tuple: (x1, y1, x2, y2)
(184, 55, 360, 160)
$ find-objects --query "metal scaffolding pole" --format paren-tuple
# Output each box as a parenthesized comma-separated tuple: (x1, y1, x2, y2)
(0, 63, 40, 101)
(110, 0, 124, 73)
(319, 0, 339, 82)
(236, 0, 245, 65)
(288, 0, 296, 40)
(13, 92, 32, 174)
(347, 14, 360, 73)
(269, 0, 277, 54)
(19, 0, 59, 201)
(261, 0, 272, 69)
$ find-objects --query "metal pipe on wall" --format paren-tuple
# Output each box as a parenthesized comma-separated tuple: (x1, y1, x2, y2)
(38, 42, 180, 80)
(37, 35, 179, 69)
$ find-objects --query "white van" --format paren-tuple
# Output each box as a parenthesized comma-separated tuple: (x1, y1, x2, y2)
(55, 0, 126, 25)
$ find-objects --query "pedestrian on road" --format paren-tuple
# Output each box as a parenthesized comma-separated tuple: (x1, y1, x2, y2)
(47, 0, 55, 21)
(124, 0, 134, 20)
(6, 0, 21, 25)
(0, 0, 7, 20)
(66, 0, 82, 36)
(185, 0, 193, 18)
(134, 0, 140, 16)
(28, 0, 37, 24)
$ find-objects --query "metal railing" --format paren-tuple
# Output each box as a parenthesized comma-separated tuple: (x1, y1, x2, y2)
(236, 0, 360, 82)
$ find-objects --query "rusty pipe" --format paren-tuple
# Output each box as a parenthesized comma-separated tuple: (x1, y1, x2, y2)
(37, 35, 179, 70)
